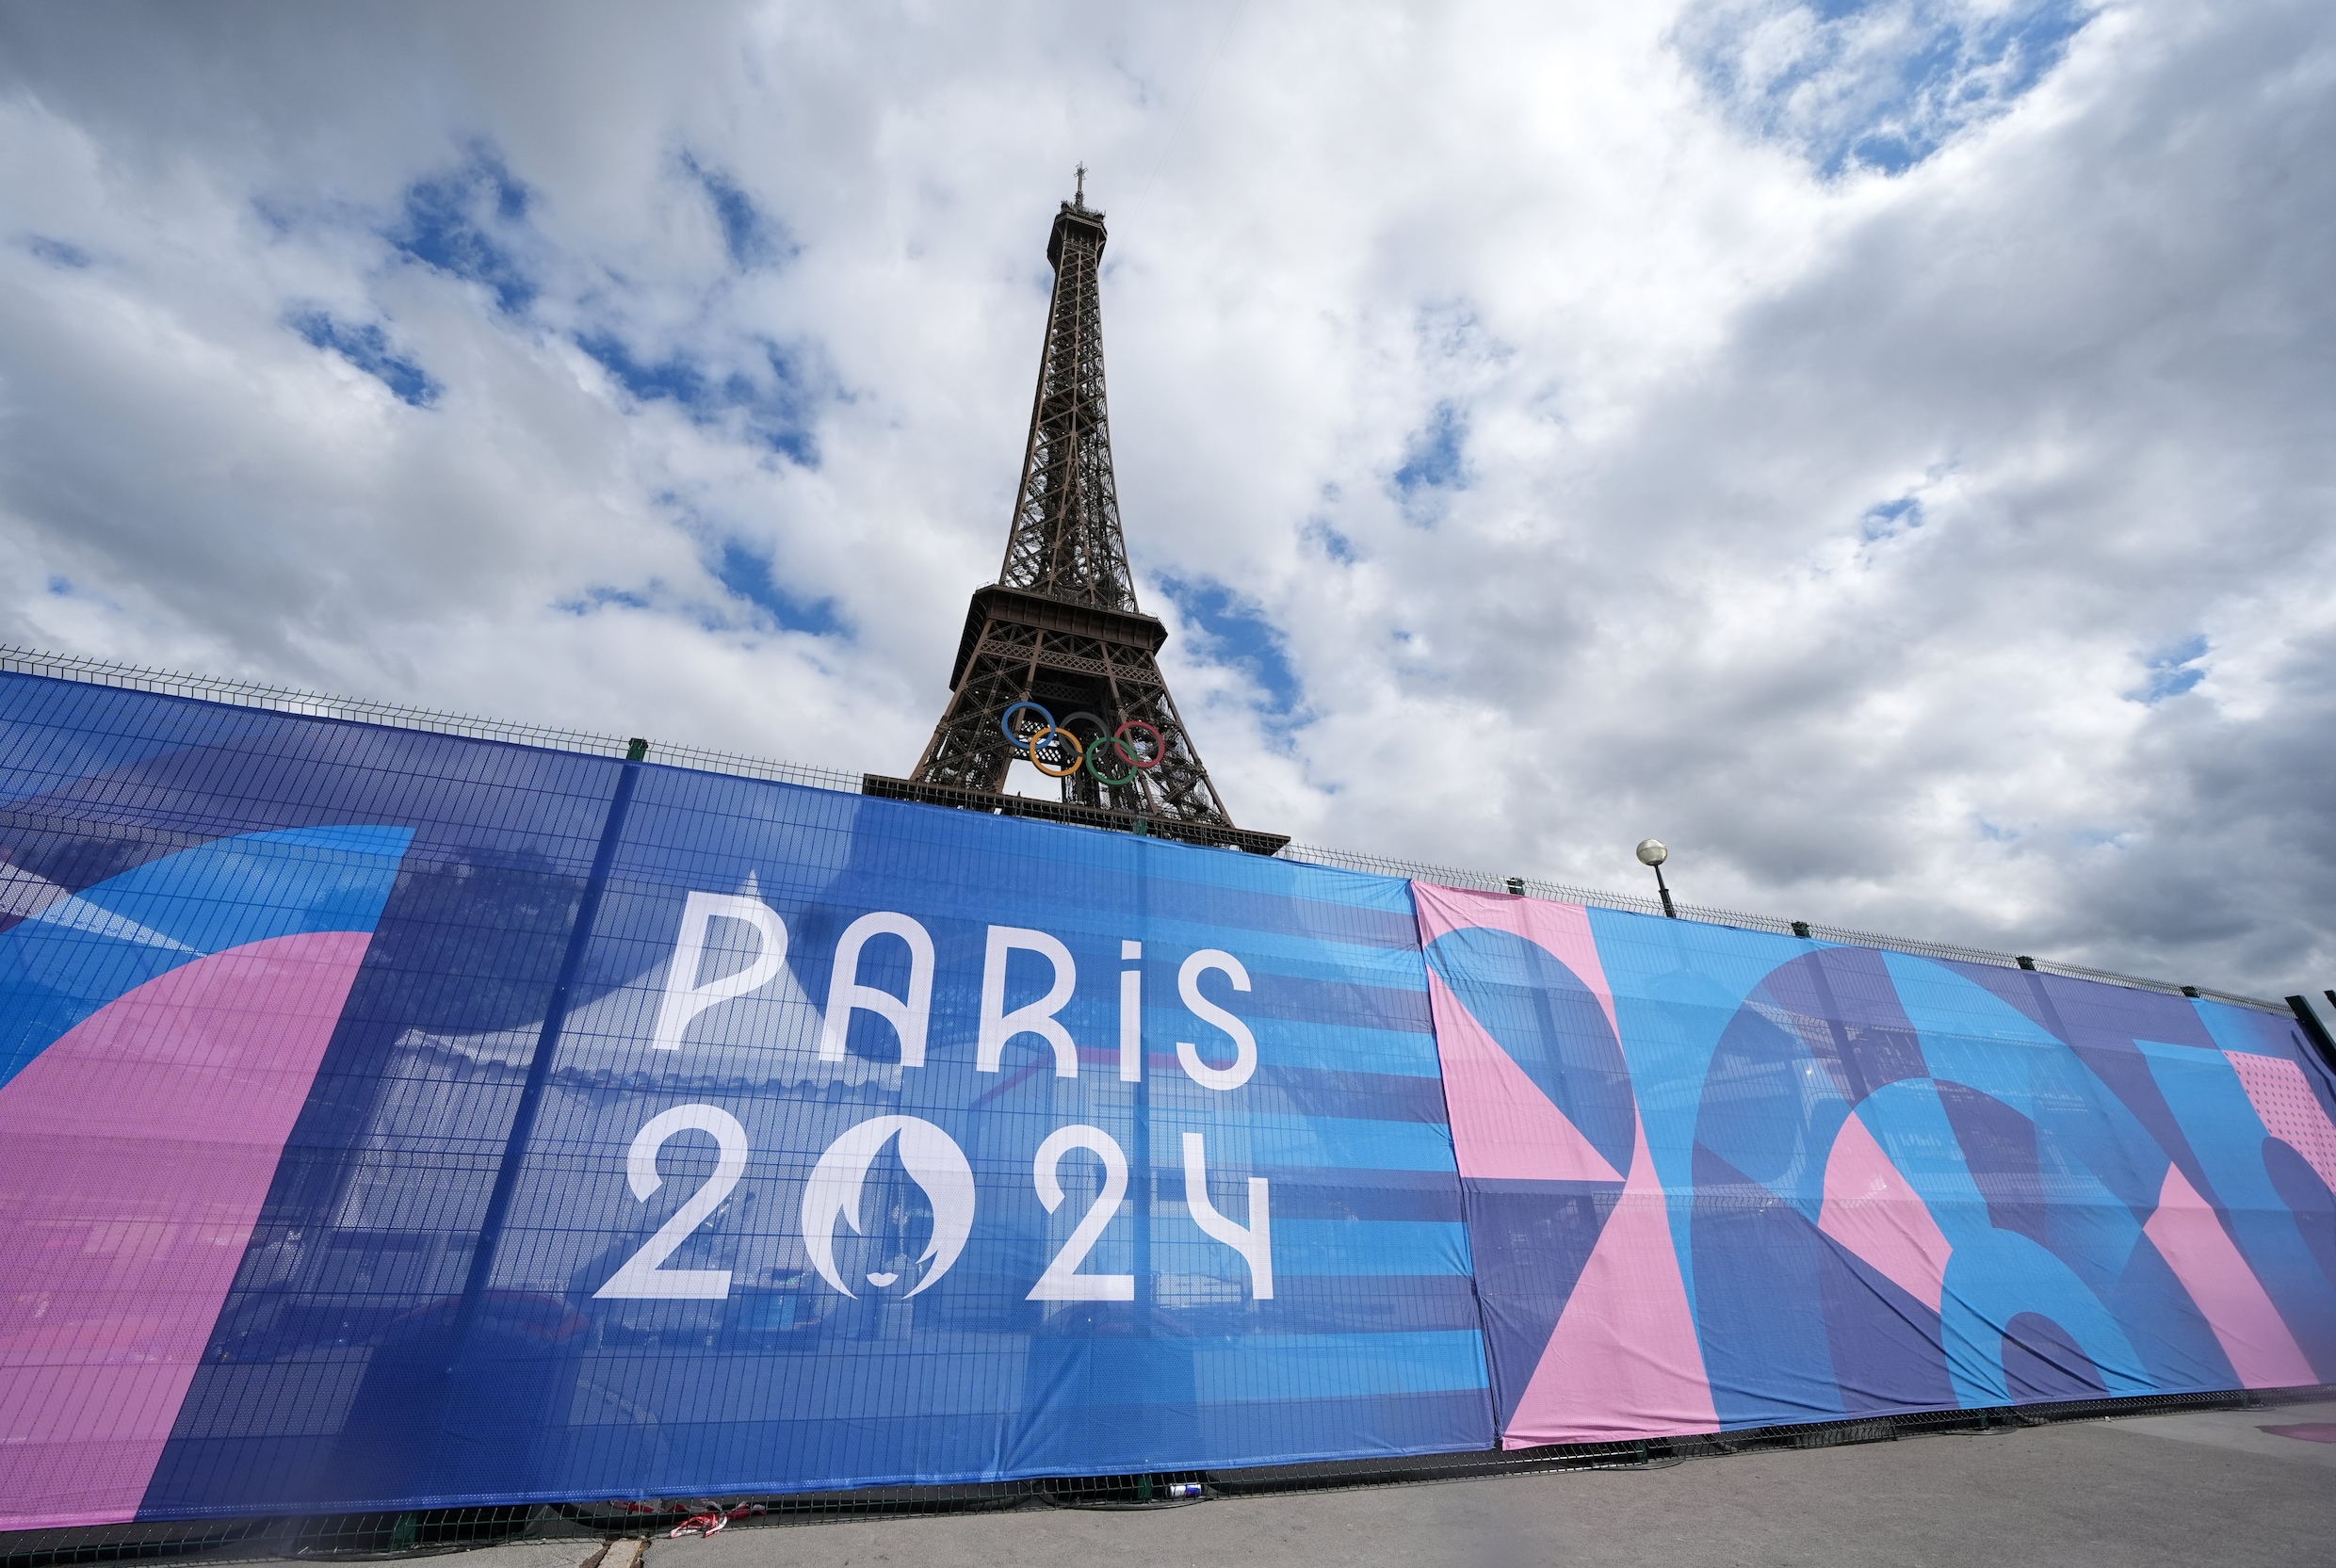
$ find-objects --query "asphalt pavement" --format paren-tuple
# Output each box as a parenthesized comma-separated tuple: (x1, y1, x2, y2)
(478, 1398, 2336, 1568)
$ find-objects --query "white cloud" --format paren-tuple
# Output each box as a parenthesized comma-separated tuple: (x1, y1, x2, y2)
(0, 0, 2330, 995)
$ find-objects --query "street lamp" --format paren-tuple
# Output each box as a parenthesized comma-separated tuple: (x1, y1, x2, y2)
(1635, 838, 1677, 919)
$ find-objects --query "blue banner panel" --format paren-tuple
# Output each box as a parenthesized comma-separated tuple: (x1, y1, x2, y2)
(1413, 882, 2336, 1447)
(0, 672, 1490, 1525)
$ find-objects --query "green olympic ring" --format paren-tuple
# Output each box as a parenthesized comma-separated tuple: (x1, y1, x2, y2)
(1086, 735, 1137, 786)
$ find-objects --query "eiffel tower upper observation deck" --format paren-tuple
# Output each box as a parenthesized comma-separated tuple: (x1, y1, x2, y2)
(864, 172, 1288, 855)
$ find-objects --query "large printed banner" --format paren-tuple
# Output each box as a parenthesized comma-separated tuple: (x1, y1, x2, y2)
(1, 671, 2332, 1530)
(0, 673, 1486, 1527)
(1415, 883, 2336, 1446)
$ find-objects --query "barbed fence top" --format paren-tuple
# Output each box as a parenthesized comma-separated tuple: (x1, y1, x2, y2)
(0, 642, 2287, 1014)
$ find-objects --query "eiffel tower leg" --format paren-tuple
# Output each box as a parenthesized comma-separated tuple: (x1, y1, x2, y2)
(908, 618, 1038, 795)
(1108, 671, 1231, 826)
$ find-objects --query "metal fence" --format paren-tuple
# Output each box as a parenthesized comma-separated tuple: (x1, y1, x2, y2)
(0, 642, 2286, 1014)
(1274, 845, 2291, 1013)
(0, 646, 863, 796)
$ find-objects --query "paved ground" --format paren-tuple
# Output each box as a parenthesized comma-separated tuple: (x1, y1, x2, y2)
(495, 1399, 2336, 1568)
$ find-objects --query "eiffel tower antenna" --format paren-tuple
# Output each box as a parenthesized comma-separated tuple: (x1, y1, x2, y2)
(865, 177, 1287, 855)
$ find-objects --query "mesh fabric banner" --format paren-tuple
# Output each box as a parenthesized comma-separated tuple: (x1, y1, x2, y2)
(1413, 881, 2336, 1447)
(5, 671, 2333, 1528)
(0, 672, 1489, 1526)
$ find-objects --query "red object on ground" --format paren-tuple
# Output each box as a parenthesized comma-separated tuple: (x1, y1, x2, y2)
(670, 1504, 767, 1539)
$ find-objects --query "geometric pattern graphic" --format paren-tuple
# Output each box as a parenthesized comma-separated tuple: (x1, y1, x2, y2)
(1415, 882, 2336, 1446)
(1413, 886, 1713, 1445)
(2229, 1049, 2336, 1197)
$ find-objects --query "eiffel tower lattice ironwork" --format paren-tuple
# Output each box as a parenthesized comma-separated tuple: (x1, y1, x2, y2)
(864, 175, 1287, 856)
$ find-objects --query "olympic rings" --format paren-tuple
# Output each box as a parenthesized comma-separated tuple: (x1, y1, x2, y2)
(997, 703, 1164, 784)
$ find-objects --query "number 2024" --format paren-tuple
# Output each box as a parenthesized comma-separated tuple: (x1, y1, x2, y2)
(594, 1107, 1272, 1304)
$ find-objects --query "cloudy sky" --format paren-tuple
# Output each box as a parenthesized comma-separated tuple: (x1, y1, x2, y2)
(1, 0, 2330, 996)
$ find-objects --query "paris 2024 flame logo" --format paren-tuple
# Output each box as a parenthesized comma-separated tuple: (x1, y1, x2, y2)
(800, 1116, 975, 1299)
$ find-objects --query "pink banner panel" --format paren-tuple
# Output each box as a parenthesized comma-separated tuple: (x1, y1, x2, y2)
(0, 931, 376, 1529)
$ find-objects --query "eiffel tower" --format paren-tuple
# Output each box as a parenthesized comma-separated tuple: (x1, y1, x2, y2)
(864, 171, 1287, 856)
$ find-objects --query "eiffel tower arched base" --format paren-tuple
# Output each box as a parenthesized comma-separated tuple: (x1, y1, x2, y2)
(860, 773, 1290, 856)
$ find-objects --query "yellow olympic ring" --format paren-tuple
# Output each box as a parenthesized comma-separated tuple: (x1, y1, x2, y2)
(1029, 725, 1086, 778)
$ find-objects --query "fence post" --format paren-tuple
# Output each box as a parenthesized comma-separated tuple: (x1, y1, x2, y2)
(446, 755, 645, 1355)
(2286, 996, 2336, 1077)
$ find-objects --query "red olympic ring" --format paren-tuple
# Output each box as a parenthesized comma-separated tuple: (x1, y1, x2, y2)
(1114, 720, 1162, 767)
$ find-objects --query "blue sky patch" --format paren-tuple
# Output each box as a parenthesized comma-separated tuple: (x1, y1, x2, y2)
(712, 540, 846, 637)
(1860, 494, 1922, 541)
(1679, 0, 2095, 177)
(1158, 575, 1303, 719)
(389, 150, 538, 315)
(683, 154, 795, 270)
(2130, 635, 2208, 704)
(578, 330, 703, 404)
(1305, 519, 1358, 564)
(579, 331, 821, 465)
(25, 235, 91, 268)
(289, 311, 439, 409)
(559, 586, 655, 615)
(288, 309, 441, 407)
(1393, 401, 1468, 520)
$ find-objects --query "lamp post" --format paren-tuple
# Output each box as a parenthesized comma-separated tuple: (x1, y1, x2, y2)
(1635, 838, 1677, 919)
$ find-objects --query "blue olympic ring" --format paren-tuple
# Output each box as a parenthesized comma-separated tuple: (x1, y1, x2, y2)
(999, 702, 1054, 755)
